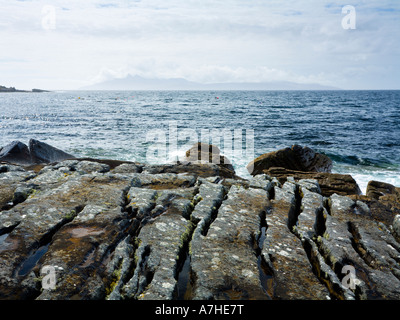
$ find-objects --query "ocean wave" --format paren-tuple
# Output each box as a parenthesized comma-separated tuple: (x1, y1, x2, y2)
(333, 163, 400, 194)
(326, 153, 397, 169)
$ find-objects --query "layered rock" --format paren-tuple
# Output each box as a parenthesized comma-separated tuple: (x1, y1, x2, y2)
(247, 145, 332, 176)
(348, 180, 400, 230)
(1, 157, 400, 300)
(183, 142, 236, 177)
(366, 180, 400, 214)
(1, 141, 400, 300)
(263, 167, 361, 197)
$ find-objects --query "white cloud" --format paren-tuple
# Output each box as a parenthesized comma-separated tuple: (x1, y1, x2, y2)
(0, 0, 399, 89)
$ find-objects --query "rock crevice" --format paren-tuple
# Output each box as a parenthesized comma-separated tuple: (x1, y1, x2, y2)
(1, 142, 399, 300)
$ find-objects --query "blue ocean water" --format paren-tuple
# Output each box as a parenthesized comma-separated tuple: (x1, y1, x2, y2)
(0, 90, 399, 193)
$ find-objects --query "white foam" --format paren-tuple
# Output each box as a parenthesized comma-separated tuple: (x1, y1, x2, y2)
(333, 164, 400, 195)
(233, 161, 400, 195)
(351, 173, 400, 195)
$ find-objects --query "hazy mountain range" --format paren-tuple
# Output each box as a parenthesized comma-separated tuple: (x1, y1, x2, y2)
(81, 75, 339, 90)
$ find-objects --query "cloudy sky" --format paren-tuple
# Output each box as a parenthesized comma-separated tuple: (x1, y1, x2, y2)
(1, 0, 399, 90)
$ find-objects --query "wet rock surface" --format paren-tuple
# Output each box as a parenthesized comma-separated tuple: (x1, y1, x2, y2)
(1, 158, 400, 300)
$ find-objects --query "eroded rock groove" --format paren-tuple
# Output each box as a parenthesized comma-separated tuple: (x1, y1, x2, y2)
(1, 157, 400, 300)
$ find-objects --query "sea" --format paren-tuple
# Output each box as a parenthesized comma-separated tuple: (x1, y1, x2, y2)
(1, 90, 399, 194)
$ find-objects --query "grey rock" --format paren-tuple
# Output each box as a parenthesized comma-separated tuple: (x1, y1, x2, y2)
(74, 160, 110, 174)
(298, 178, 321, 194)
(264, 182, 331, 300)
(319, 193, 400, 299)
(0, 158, 399, 301)
(394, 215, 400, 241)
(112, 163, 142, 174)
(0, 167, 35, 210)
(367, 180, 398, 199)
(105, 235, 136, 300)
(190, 185, 270, 300)
(183, 142, 236, 174)
(249, 174, 274, 193)
(294, 186, 325, 241)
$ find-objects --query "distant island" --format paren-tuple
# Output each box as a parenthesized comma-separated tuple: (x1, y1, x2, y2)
(81, 74, 340, 91)
(0, 85, 49, 93)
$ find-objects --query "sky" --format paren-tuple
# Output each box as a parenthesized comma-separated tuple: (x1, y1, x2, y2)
(0, 0, 399, 90)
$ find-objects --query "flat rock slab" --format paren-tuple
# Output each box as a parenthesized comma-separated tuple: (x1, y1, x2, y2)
(263, 181, 330, 300)
(0, 159, 400, 300)
(191, 185, 270, 300)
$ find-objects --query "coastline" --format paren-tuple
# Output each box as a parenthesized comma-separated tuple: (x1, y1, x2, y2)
(1, 140, 399, 300)
(0, 85, 49, 93)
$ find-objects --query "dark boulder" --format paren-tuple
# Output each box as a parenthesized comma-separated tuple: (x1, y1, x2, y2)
(29, 139, 75, 164)
(0, 141, 31, 165)
(0, 139, 75, 166)
(247, 145, 332, 176)
(366, 180, 399, 200)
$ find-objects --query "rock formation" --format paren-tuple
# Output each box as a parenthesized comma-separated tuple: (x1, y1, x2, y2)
(262, 167, 361, 197)
(0, 141, 399, 300)
(182, 142, 236, 177)
(247, 145, 333, 176)
(0, 141, 32, 166)
(0, 139, 74, 166)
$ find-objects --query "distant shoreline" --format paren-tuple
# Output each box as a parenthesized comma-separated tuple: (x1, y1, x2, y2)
(0, 85, 49, 93)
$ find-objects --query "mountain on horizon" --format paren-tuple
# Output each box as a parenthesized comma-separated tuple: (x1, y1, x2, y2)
(80, 74, 339, 91)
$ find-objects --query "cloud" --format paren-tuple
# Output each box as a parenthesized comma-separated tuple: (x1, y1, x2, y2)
(0, 0, 399, 89)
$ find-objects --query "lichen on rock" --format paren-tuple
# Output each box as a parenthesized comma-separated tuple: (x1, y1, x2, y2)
(1, 142, 399, 300)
